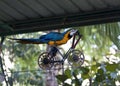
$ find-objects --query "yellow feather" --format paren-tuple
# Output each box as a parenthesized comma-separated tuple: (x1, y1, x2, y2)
(48, 31, 70, 46)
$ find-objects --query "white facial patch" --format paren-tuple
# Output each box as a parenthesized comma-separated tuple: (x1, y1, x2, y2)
(70, 30, 77, 36)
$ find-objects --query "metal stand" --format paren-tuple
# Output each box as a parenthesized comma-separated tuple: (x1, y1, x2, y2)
(62, 62, 64, 75)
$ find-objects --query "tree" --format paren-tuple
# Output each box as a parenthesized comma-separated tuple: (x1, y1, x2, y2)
(56, 22, 120, 86)
(2, 32, 46, 86)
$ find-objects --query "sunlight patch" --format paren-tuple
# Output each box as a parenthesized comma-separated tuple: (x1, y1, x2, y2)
(118, 35, 120, 40)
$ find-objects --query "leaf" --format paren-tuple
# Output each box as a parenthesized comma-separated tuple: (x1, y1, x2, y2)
(95, 74, 105, 82)
(72, 79, 82, 86)
(80, 67, 90, 79)
(63, 83, 71, 86)
(97, 69, 104, 74)
(81, 74, 90, 79)
(81, 67, 89, 75)
(106, 63, 119, 72)
(65, 69, 72, 78)
(56, 75, 68, 82)
(91, 65, 99, 72)
(92, 82, 99, 86)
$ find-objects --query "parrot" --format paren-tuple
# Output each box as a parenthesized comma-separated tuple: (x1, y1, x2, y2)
(10, 29, 78, 46)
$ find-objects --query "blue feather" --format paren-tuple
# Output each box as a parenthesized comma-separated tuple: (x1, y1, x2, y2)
(10, 29, 70, 44)
(39, 32, 64, 43)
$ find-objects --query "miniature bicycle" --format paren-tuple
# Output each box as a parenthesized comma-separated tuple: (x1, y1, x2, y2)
(38, 30, 85, 69)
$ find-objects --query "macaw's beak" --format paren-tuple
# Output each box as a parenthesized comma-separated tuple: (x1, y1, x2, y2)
(70, 29, 78, 36)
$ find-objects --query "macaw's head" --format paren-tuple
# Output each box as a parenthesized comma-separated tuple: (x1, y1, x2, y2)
(62, 29, 78, 39)
(70, 29, 78, 36)
(68, 29, 78, 38)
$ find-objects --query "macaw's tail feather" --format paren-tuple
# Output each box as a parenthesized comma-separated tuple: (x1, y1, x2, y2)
(9, 38, 44, 44)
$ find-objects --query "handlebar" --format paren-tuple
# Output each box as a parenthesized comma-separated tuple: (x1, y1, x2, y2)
(71, 30, 82, 49)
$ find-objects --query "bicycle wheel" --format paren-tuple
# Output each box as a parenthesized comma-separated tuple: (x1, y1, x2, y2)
(38, 52, 54, 70)
(67, 50, 85, 68)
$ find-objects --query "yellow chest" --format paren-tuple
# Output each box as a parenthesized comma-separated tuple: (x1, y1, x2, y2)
(48, 32, 70, 46)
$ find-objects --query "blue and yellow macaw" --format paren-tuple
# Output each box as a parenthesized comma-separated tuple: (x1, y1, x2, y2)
(10, 29, 77, 46)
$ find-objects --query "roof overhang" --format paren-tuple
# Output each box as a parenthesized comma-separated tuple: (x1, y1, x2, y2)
(0, 0, 120, 36)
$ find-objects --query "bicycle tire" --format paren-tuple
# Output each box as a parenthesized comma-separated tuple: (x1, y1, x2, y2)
(38, 52, 54, 70)
(67, 49, 85, 68)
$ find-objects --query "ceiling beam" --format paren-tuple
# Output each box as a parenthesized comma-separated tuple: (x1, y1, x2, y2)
(1, 8, 120, 36)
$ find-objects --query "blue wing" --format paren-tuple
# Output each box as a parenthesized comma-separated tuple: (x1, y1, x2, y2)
(39, 32, 64, 43)
(10, 32, 64, 44)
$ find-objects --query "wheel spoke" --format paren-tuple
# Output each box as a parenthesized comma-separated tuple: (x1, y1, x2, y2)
(68, 50, 85, 68)
(38, 52, 54, 70)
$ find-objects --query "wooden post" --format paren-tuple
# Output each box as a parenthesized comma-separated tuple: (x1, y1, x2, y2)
(45, 30, 61, 86)
(45, 45, 58, 86)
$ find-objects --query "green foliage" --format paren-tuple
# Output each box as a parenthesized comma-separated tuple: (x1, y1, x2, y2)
(12, 70, 44, 85)
(56, 75, 68, 82)
(2, 32, 45, 85)
(56, 62, 119, 86)
(56, 22, 120, 86)
(56, 68, 82, 86)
